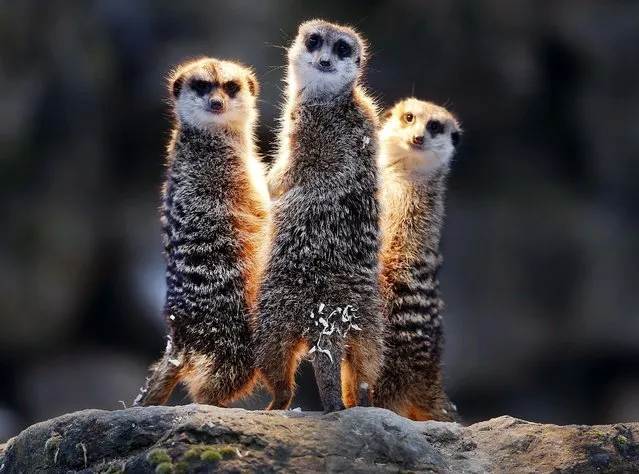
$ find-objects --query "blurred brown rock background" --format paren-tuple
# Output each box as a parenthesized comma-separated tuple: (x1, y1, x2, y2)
(1, 0, 638, 440)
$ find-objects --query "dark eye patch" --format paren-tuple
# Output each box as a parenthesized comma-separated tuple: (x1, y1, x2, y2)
(223, 81, 241, 98)
(334, 39, 352, 59)
(190, 79, 213, 96)
(305, 33, 322, 52)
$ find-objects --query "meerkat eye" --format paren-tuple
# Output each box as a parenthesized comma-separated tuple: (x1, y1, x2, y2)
(451, 131, 461, 147)
(427, 120, 444, 135)
(191, 79, 213, 97)
(403, 113, 414, 124)
(223, 81, 241, 98)
(334, 40, 352, 59)
(306, 33, 322, 52)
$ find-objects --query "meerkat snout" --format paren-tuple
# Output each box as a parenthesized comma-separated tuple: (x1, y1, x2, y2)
(318, 56, 332, 70)
(207, 97, 224, 113)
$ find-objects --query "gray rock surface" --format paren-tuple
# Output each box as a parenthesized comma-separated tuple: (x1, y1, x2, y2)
(1, 406, 637, 473)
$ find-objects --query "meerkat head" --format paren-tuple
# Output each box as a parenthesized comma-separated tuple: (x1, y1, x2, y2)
(380, 98, 461, 176)
(169, 57, 259, 131)
(287, 19, 366, 99)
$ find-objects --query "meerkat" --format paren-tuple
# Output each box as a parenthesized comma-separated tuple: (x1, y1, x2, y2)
(133, 57, 270, 407)
(254, 19, 384, 413)
(372, 98, 461, 422)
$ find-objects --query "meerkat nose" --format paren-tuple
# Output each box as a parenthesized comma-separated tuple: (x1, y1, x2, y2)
(319, 58, 332, 69)
(208, 99, 224, 113)
(412, 135, 425, 146)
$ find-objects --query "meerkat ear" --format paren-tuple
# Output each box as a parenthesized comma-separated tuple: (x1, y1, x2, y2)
(451, 130, 462, 147)
(246, 72, 259, 97)
(170, 74, 185, 99)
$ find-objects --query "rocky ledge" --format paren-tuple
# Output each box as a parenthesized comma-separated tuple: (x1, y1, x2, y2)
(0, 406, 637, 473)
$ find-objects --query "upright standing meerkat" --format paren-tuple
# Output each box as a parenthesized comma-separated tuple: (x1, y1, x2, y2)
(133, 57, 270, 407)
(255, 19, 384, 412)
(372, 98, 461, 421)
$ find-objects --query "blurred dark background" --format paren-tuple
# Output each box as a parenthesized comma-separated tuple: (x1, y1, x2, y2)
(1, 0, 639, 441)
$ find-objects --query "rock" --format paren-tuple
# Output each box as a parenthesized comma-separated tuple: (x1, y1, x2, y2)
(1, 408, 638, 473)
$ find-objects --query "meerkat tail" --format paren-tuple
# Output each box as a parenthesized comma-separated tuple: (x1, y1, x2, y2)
(134, 346, 182, 407)
(312, 344, 346, 413)
(183, 350, 258, 407)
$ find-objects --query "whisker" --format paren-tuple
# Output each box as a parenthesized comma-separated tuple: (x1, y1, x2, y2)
(261, 66, 287, 79)
(264, 41, 288, 51)
(368, 48, 385, 60)
(279, 27, 291, 40)
(352, 16, 369, 28)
